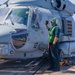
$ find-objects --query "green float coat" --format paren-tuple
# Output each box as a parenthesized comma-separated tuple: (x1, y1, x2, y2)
(48, 25, 59, 42)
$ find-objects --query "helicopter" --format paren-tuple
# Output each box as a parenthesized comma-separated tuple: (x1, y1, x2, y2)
(0, 0, 75, 59)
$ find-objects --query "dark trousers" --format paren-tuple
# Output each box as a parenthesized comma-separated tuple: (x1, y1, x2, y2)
(49, 42, 60, 70)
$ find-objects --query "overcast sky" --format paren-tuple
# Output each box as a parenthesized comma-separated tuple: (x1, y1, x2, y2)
(0, 0, 75, 4)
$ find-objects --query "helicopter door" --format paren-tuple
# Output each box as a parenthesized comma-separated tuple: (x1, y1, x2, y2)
(29, 8, 44, 45)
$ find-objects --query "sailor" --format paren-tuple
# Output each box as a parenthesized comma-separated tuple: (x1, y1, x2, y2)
(45, 18, 60, 71)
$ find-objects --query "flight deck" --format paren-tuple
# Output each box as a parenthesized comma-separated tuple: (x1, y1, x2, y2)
(0, 57, 74, 75)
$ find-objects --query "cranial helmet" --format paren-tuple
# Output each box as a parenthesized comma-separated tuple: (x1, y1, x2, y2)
(52, 18, 56, 21)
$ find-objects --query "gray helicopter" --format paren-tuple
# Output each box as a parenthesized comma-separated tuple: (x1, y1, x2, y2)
(0, 0, 75, 59)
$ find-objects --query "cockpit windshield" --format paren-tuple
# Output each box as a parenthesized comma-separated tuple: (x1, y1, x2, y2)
(0, 8, 10, 24)
(6, 8, 29, 25)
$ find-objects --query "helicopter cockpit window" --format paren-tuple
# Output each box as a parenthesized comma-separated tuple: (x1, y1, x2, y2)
(6, 8, 29, 25)
(0, 8, 10, 24)
(31, 9, 42, 28)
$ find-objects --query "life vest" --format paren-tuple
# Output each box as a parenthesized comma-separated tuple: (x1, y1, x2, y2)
(48, 25, 59, 42)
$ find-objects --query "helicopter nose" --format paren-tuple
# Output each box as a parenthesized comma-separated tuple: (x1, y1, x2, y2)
(0, 25, 16, 44)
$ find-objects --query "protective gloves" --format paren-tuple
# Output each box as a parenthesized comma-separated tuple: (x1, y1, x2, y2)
(45, 21, 48, 25)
